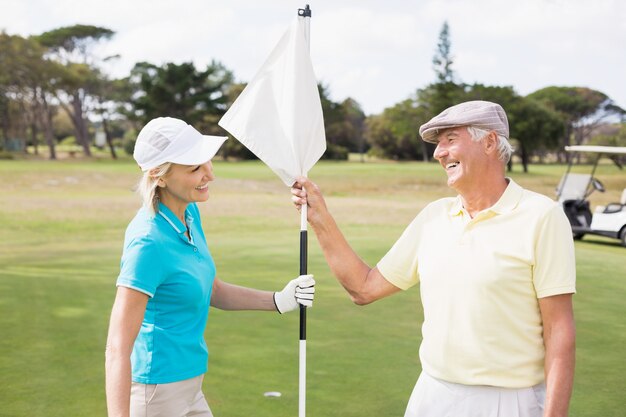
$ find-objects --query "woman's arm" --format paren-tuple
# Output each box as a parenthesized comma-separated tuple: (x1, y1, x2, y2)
(105, 287, 149, 417)
(210, 275, 314, 313)
(210, 278, 275, 311)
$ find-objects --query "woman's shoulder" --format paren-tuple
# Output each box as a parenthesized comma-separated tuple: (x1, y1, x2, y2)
(125, 207, 164, 245)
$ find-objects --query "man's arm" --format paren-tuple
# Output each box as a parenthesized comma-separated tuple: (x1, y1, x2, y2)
(292, 177, 401, 305)
(538, 293, 575, 417)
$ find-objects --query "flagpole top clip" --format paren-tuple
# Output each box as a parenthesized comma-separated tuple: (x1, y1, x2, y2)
(298, 4, 312, 17)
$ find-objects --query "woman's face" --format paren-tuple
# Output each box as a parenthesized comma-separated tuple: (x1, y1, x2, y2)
(157, 161, 215, 208)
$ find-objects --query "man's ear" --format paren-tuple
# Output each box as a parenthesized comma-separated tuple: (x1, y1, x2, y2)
(483, 131, 499, 156)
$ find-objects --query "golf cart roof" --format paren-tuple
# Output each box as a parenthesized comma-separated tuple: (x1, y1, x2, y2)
(565, 145, 626, 155)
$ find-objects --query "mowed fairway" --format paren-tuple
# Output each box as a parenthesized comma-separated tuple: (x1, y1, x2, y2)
(0, 158, 624, 417)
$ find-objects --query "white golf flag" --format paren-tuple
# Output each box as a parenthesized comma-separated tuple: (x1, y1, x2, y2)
(218, 16, 326, 187)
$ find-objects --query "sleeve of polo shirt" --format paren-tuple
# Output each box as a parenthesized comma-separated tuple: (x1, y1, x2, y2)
(533, 203, 576, 298)
(116, 235, 166, 298)
(377, 215, 422, 290)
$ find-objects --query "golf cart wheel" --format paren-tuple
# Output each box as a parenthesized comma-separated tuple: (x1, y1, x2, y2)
(573, 233, 585, 240)
(620, 228, 626, 248)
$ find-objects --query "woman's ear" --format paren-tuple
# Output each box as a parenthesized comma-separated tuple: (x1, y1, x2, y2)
(150, 169, 166, 188)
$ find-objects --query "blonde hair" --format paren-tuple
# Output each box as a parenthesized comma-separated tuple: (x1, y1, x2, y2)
(136, 162, 173, 216)
(466, 126, 514, 163)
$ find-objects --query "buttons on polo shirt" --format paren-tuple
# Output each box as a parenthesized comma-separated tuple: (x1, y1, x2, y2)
(458, 231, 474, 245)
(192, 246, 202, 262)
(459, 211, 497, 245)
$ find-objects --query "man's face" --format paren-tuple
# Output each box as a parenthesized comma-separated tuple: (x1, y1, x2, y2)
(433, 127, 488, 191)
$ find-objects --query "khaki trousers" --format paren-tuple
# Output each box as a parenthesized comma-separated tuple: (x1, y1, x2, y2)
(405, 372, 546, 417)
(130, 375, 213, 417)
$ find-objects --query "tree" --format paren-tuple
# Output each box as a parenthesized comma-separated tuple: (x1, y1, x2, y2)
(0, 32, 62, 158)
(91, 73, 131, 159)
(54, 62, 101, 156)
(589, 124, 626, 167)
(34, 60, 66, 160)
(36, 24, 116, 157)
(432, 21, 455, 84)
(409, 22, 465, 161)
(461, 84, 564, 172)
(428, 21, 462, 117)
(364, 113, 397, 159)
(0, 32, 40, 150)
(508, 97, 563, 172)
(365, 98, 430, 160)
(125, 60, 236, 159)
(35, 24, 114, 65)
(127, 61, 233, 126)
(414, 83, 465, 160)
(318, 84, 366, 159)
(341, 98, 367, 160)
(528, 86, 625, 162)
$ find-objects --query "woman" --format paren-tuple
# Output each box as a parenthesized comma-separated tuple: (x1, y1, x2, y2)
(105, 117, 315, 417)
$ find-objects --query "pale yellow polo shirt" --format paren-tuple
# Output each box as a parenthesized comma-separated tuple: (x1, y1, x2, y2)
(377, 179, 576, 388)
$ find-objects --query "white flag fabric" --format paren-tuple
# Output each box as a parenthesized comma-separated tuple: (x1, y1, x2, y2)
(218, 16, 326, 187)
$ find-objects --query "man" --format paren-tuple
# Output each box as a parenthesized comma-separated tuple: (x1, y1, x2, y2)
(291, 101, 576, 417)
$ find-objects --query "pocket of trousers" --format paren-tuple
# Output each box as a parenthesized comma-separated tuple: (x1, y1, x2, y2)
(531, 383, 546, 411)
(145, 384, 159, 405)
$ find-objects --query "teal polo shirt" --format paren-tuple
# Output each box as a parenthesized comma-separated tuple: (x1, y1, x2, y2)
(117, 202, 216, 384)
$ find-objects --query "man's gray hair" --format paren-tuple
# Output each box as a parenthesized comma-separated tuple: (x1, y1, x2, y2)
(466, 126, 514, 164)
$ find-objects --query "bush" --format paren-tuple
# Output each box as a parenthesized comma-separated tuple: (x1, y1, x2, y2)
(321, 143, 349, 160)
(59, 136, 77, 146)
(123, 138, 136, 156)
(219, 139, 257, 160)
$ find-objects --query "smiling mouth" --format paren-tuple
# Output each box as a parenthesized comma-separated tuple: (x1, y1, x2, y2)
(195, 183, 209, 190)
(445, 162, 459, 170)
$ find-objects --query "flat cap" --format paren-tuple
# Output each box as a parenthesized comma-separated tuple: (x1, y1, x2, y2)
(419, 100, 509, 143)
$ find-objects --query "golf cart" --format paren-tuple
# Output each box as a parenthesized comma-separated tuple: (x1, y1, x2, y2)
(556, 145, 626, 247)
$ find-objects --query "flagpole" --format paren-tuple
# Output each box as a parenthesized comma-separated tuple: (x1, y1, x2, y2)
(297, 7, 311, 417)
(299, 201, 307, 417)
(218, 5, 325, 413)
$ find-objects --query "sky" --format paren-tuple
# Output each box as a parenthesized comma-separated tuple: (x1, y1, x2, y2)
(1, 0, 625, 115)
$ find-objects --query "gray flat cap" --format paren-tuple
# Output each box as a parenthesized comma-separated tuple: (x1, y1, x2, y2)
(419, 100, 509, 143)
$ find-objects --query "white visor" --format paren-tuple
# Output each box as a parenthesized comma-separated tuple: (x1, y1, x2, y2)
(134, 118, 228, 171)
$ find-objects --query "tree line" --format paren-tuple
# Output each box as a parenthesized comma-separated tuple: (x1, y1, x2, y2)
(1, 22, 624, 171)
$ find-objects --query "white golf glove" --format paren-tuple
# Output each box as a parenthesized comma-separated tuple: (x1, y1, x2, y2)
(273, 274, 315, 314)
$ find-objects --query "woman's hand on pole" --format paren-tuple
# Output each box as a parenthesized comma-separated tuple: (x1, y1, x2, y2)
(274, 274, 315, 313)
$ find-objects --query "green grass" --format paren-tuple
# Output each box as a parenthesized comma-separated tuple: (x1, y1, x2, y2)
(0, 158, 625, 417)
